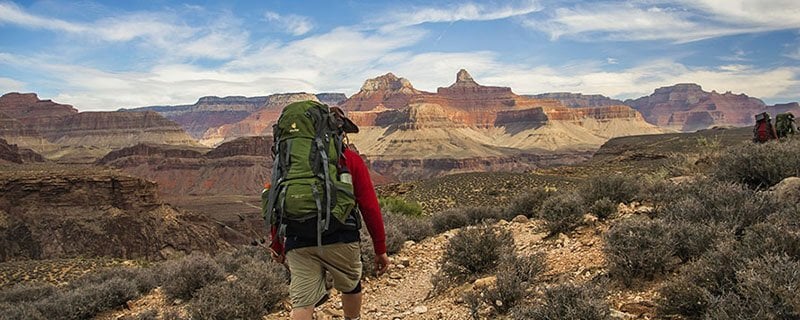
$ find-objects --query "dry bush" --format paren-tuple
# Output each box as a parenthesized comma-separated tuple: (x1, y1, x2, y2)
(161, 253, 225, 300)
(511, 283, 610, 320)
(712, 139, 800, 189)
(384, 212, 434, 242)
(119, 309, 158, 320)
(69, 266, 157, 295)
(590, 197, 617, 221)
(482, 253, 547, 314)
(215, 246, 272, 274)
(669, 221, 727, 263)
(604, 217, 673, 285)
(0, 302, 46, 320)
(0, 282, 56, 304)
(431, 224, 514, 293)
(580, 174, 643, 205)
(34, 278, 138, 320)
(189, 260, 288, 320)
(431, 208, 471, 233)
(505, 188, 553, 218)
(540, 192, 586, 235)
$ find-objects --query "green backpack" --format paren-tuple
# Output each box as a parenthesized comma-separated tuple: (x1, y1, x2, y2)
(775, 113, 796, 138)
(262, 100, 357, 246)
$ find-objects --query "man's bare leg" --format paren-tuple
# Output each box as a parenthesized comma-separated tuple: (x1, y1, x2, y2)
(341, 292, 362, 319)
(291, 306, 314, 320)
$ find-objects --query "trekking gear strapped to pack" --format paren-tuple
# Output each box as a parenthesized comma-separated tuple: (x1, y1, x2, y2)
(775, 112, 797, 138)
(753, 112, 777, 143)
(262, 100, 358, 248)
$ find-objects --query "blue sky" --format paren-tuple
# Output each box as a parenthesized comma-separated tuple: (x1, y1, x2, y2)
(0, 0, 798, 111)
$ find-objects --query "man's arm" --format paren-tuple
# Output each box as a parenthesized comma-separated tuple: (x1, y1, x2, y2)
(344, 149, 387, 255)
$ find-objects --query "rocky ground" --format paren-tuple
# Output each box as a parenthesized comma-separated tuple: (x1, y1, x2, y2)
(91, 203, 659, 320)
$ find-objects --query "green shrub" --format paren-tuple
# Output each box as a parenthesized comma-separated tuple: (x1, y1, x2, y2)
(511, 283, 610, 320)
(432, 225, 514, 292)
(712, 139, 800, 189)
(604, 218, 673, 285)
(540, 192, 586, 235)
(590, 197, 617, 220)
(379, 196, 423, 216)
(161, 253, 225, 300)
(580, 174, 642, 205)
(34, 278, 138, 320)
(190, 261, 288, 320)
(505, 188, 553, 218)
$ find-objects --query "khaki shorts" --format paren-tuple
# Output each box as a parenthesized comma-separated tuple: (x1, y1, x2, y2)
(286, 242, 363, 308)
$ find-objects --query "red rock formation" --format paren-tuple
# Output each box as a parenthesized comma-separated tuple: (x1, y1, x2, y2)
(0, 138, 45, 164)
(0, 92, 78, 123)
(0, 168, 232, 261)
(625, 84, 800, 131)
(339, 73, 423, 111)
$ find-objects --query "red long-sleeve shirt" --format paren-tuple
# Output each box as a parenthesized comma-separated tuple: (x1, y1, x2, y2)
(270, 148, 387, 255)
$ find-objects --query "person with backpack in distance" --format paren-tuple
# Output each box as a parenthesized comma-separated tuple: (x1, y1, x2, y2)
(753, 112, 778, 143)
(263, 101, 389, 320)
(775, 112, 797, 138)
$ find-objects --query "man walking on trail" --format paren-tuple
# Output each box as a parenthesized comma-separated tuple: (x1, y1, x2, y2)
(270, 106, 390, 320)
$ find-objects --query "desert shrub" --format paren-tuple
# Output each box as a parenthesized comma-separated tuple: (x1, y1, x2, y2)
(383, 221, 407, 255)
(511, 283, 610, 320)
(120, 309, 158, 320)
(482, 253, 547, 314)
(379, 196, 423, 216)
(604, 217, 673, 285)
(540, 192, 586, 235)
(384, 212, 434, 242)
(505, 188, 553, 218)
(465, 206, 504, 223)
(190, 260, 288, 320)
(741, 220, 800, 260)
(712, 139, 800, 189)
(0, 282, 56, 304)
(34, 278, 138, 320)
(431, 208, 471, 233)
(580, 174, 642, 205)
(432, 225, 514, 292)
(359, 229, 379, 278)
(590, 197, 617, 220)
(161, 253, 225, 300)
(657, 276, 712, 318)
(669, 221, 727, 263)
(725, 255, 800, 318)
(0, 302, 46, 320)
(659, 180, 775, 233)
(161, 309, 187, 320)
(69, 266, 157, 295)
(216, 246, 273, 274)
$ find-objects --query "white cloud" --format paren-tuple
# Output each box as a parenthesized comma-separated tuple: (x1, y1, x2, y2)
(524, 1, 800, 43)
(264, 11, 313, 36)
(0, 77, 26, 93)
(0, 1, 86, 33)
(379, 0, 541, 31)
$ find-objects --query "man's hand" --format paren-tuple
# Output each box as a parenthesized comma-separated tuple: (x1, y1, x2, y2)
(270, 248, 285, 264)
(374, 253, 390, 276)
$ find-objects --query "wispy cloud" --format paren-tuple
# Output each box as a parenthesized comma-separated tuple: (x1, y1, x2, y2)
(379, 0, 541, 31)
(0, 76, 26, 93)
(264, 11, 314, 36)
(524, 0, 800, 43)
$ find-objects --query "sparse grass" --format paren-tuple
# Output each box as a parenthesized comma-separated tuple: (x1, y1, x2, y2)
(540, 191, 586, 235)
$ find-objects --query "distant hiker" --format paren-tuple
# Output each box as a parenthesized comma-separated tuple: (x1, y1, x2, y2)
(263, 101, 389, 320)
(753, 112, 778, 143)
(775, 112, 797, 138)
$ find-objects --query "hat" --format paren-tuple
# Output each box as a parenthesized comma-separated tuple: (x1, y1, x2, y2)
(331, 107, 359, 133)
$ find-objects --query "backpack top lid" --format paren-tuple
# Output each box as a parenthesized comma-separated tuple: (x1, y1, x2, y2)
(755, 112, 770, 122)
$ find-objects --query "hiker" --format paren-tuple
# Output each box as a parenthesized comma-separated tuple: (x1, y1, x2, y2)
(266, 103, 389, 320)
(753, 112, 778, 143)
(775, 112, 797, 138)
